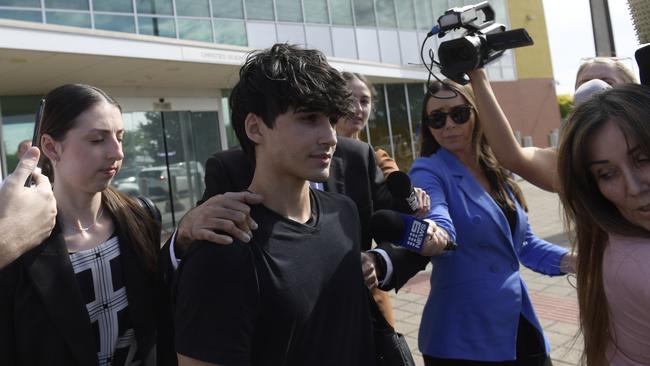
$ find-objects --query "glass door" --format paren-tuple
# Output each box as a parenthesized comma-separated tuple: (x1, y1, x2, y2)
(114, 110, 221, 235)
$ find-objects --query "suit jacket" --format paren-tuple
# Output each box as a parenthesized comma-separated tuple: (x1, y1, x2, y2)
(0, 220, 162, 366)
(201, 136, 393, 251)
(398, 148, 568, 361)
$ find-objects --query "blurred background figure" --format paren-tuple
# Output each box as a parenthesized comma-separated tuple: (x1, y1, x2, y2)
(574, 57, 638, 89)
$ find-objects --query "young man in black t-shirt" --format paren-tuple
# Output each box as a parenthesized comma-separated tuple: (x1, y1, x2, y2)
(174, 44, 375, 366)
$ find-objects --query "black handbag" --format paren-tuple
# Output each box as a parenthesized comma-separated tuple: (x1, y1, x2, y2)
(369, 292, 416, 366)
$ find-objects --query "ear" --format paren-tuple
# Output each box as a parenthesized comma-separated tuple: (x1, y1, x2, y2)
(244, 113, 265, 144)
(40, 134, 61, 163)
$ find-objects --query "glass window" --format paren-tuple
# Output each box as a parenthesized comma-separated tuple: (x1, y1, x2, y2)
(386, 84, 414, 170)
(246, 22, 276, 48)
(138, 16, 176, 37)
(177, 18, 213, 42)
(93, 0, 132, 13)
(276, 23, 304, 44)
(119, 110, 220, 234)
(135, 0, 173, 15)
(94, 14, 135, 33)
(355, 28, 379, 62)
(330, 0, 352, 25)
(214, 20, 247, 46)
(397, 0, 416, 29)
(245, 0, 274, 21)
(212, 0, 243, 19)
(0, 0, 39, 6)
(305, 25, 332, 56)
(375, 0, 396, 28)
(353, 0, 375, 27)
(413, 0, 432, 30)
(378, 30, 400, 64)
(331, 26, 356, 59)
(276, 0, 302, 22)
(175, 0, 209, 17)
(303, 0, 327, 24)
(0, 9, 41, 22)
(407, 83, 425, 152)
(367, 84, 390, 152)
(45, 0, 88, 10)
(399, 30, 419, 65)
(0, 95, 41, 175)
(46, 11, 91, 28)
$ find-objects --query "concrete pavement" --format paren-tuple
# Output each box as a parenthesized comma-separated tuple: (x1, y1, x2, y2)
(390, 180, 583, 365)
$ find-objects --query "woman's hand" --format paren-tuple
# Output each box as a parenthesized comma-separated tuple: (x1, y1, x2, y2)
(420, 219, 451, 257)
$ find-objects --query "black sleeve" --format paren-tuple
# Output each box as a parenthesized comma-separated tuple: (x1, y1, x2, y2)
(0, 263, 17, 366)
(174, 241, 259, 366)
(366, 144, 393, 211)
(376, 242, 430, 291)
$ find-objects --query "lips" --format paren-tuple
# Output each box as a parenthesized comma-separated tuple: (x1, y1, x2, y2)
(100, 166, 118, 176)
(637, 203, 650, 213)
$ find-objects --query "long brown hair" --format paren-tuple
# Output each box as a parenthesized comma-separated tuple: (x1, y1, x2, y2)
(419, 80, 527, 211)
(558, 84, 650, 366)
(38, 84, 159, 271)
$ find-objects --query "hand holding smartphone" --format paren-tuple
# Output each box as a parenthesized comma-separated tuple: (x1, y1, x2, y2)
(24, 99, 45, 187)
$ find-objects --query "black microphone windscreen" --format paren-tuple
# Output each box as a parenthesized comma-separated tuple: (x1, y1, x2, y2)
(636, 44, 650, 85)
(385, 171, 413, 198)
(369, 210, 405, 243)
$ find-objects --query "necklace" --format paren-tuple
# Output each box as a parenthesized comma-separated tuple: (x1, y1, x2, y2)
(60, 207, 105, 233)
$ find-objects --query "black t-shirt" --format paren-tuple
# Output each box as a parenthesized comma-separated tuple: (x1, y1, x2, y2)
(174, 189, 375, 366)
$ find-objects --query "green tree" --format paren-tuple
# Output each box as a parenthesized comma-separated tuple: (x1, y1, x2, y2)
(557, 94, 574, 119)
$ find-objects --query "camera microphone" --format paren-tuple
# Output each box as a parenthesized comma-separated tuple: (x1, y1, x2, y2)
(386, 171, 420, 214)
(370, 210, 457, 253)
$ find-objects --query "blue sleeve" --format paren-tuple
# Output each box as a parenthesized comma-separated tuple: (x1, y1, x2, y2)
(409, 160, 456, 242)
(174, 241, 259, 365)
(518, 224, 569, 276)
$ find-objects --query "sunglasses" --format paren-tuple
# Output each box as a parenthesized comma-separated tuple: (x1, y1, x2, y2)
(424, 105, 473, 129)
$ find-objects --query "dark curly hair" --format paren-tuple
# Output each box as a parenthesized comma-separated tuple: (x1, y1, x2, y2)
(229, 43, 353, 163)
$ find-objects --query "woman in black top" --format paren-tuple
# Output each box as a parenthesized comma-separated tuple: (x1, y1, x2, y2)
(0, 84, 169, 366)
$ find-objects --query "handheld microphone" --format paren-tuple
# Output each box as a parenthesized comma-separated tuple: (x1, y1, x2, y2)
(386, 171, 420, 214)
(370, 210, 458, 253)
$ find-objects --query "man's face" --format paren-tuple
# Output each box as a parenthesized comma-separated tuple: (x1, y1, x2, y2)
(256, 108, 337, 183)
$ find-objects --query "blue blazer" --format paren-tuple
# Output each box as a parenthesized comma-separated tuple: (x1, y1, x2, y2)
(409, 148, 568, 361)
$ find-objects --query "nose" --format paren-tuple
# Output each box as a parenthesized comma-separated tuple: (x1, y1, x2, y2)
(108, 135, 124, 161)
(624, 167, 648, 196)
(319, 120, 337, 148)
(353, 98, 362, 114)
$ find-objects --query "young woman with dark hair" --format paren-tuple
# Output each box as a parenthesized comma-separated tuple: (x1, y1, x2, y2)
(558, 84, 650, 366)
(408, 79, 575, 365)
(0, 84, 169, 366)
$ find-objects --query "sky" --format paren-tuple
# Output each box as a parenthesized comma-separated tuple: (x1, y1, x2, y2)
(542, 0, 643, 95)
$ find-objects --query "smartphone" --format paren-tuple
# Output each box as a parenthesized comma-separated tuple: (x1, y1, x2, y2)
(24, 98, 46, 187)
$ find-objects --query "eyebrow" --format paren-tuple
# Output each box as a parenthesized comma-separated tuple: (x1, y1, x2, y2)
(587, 145, 641, 168)
(87, 128, 125, 134)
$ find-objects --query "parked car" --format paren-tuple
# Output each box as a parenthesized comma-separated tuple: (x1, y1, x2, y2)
(111, 167, 140, 196)
(137, 165, 189, 200)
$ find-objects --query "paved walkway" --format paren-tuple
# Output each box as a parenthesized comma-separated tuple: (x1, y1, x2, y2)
(391, 180, 583, 365)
